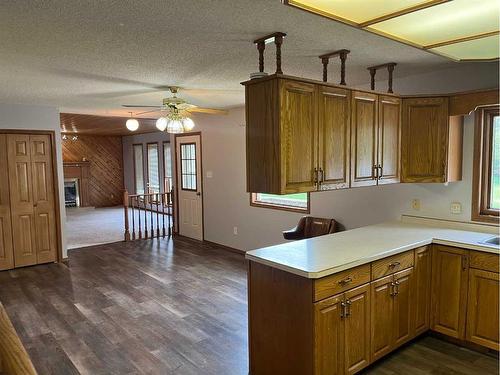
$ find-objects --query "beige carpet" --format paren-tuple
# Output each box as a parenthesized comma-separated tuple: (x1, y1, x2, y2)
(65, 206, 125, 249)
(66, 206, 173, 249)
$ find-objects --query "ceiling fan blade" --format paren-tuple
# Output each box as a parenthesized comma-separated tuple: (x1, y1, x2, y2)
(134, 109, 162, 116)
(122, 105, 162, 108)
(186, 107, 229, 115)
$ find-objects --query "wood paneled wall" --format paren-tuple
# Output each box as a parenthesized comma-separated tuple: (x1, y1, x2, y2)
(62, 135, 124, 207)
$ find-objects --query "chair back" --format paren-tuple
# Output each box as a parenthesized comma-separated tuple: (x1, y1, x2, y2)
(303, 217, 335, 238)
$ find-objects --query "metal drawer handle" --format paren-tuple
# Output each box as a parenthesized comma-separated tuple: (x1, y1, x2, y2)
(338, 277, 353, 286)
(389, 261, 400, 268)
(345, 299, 352, 317)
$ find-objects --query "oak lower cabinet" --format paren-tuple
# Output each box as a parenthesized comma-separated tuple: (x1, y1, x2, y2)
(314, 284, 370, 375)
(466, 266, 499, 350)
(401, 97, 463, 183)
(413, 246, 432, 335)
(430, 245, 469, 339)
(371, 268, 414, 362)
(0, 133, 59, 271)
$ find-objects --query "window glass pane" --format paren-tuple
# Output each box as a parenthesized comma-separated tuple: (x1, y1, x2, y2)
(180, 143, 197, 191)
(163, 142, 172, 191)
(491, 115, 500, 209)
(254, 193, 308, 210)
(147, 144, 160, 193)
(133, 145, 144, 194)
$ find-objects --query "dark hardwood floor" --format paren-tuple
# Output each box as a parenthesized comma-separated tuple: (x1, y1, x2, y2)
(0, 237, 497, 375)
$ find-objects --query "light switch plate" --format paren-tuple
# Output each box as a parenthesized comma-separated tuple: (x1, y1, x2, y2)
(450, 202, 462, 214)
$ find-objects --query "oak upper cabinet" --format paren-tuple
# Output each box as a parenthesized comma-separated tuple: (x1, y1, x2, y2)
(401, 97, 463, 183)
(0, 135, 14, 271)
(377, 96, 401, 184)
(466, 253, 499, 351)
(430, 245, 468, 339)
(413, 246, 431, 336)
(314, 284, 370, 375)
(318, 86, 351, 190)
(350, 92, 378, 187)
(280, 80, 318, 193)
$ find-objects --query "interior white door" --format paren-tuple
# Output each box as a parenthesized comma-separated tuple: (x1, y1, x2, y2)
(176, 134, 203, 240)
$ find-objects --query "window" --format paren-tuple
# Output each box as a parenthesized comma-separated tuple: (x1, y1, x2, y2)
(251, 192, 310, 213)
(180, 143, 197, 191)
(147, 143, 160, 193)
(163, 142, 173, 192)
(133, 144, 144, 194)
(472, 106, 500, 223)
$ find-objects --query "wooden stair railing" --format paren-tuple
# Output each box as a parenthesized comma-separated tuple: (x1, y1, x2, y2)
(0, 303, 37, 375)
(123, 189, 174, 241)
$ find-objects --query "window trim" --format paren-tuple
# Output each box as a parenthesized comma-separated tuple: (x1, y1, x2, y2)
(250, 192, 310, 214)
(179, 142, 198, 192)
(146, 142, 160, 194)
(163, 141, 172, 192)
(132, 143, 144, 195)
(471, 106, 499, 224)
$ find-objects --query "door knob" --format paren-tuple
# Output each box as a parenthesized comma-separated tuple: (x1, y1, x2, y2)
(196, 192, 201, 196)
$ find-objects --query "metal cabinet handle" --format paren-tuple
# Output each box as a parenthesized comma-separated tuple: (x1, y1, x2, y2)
(341, 301, 346, 318)
(389, 261, 400, 269)
(394, 280, 400, 296)
(462, 255, 468, 271)
(345, 299, 352, 317)
(338, 277, 352, 286)
(390, 281, 396, 296)
(378, 164, 383, 180)
(313, 168, 318, 185)
(319, 168, 324, 183)
(373, 164, 378, 179)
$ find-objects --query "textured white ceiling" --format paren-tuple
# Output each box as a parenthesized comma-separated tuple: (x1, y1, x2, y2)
(0, 0, 497, 117)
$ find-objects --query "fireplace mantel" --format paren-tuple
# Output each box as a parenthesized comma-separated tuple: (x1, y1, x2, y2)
(63, 161, 90, 207)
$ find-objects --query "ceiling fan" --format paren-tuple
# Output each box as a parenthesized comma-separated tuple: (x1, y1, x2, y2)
(122, 87, 228, 133)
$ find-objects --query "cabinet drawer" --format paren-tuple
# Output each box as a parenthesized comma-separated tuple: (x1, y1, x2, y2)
(470, 251, 499, 273)
(371, 250, 414, 280)
(314, 264, 370, 302)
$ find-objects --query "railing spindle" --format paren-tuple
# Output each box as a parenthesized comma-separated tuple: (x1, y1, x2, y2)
(162, 193, 166, 237)
(131, 196, 135, 240)
(123, 190, 130, 241)
(144, 195, 148, 238)
(156, 193, 160, 238)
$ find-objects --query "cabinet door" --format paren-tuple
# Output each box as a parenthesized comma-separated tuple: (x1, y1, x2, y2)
(431, 245, 468, 339)
(318, 86, 350, 190)
(0, 135, 14, 271)
(393, 268, 413, 348)
(351, 92, 378, 187)
(30, 135, 57, 264)
(401, 97, 449, 182)
(280, 79, 318, 193)
(344, 284, 370, 375)
(466, 269, 499, 350)
(7, 134, 38, 267)
(378, 96, 400, 185)
(314, 293, 344, 375)
(370, 274, 393, 361)
(414, 246, 431, 336)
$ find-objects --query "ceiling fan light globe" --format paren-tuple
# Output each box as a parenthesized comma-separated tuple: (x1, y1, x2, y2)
(182, 117, 195, 131)
(167, 119, 185, 134)
(156, 117, 168, 131)
(126, 118, 139, 131)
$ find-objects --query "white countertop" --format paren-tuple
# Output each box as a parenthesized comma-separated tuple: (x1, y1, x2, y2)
(245, 218, 499, 279)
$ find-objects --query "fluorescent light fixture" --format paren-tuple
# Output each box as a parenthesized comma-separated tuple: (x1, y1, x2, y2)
(370, 0, 500, 47)
(285, 0, 500, 61)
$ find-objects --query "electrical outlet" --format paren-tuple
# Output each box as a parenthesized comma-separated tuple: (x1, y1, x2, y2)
(233, 226, 238, 235)
(411, 199, 421, 211)
(450, 202, 462, 214)
(206, 171, 213, 178)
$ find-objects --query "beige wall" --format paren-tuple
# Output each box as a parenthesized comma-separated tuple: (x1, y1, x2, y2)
(191, 108, 475, 252)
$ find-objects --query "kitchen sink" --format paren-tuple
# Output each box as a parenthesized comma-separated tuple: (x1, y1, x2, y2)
(481, 236, 500, 246)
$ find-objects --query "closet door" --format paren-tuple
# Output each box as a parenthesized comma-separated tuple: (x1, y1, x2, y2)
(30, 135, 57, 264)
(7, 134, 37, 267)
(0, 135, 14, 271)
